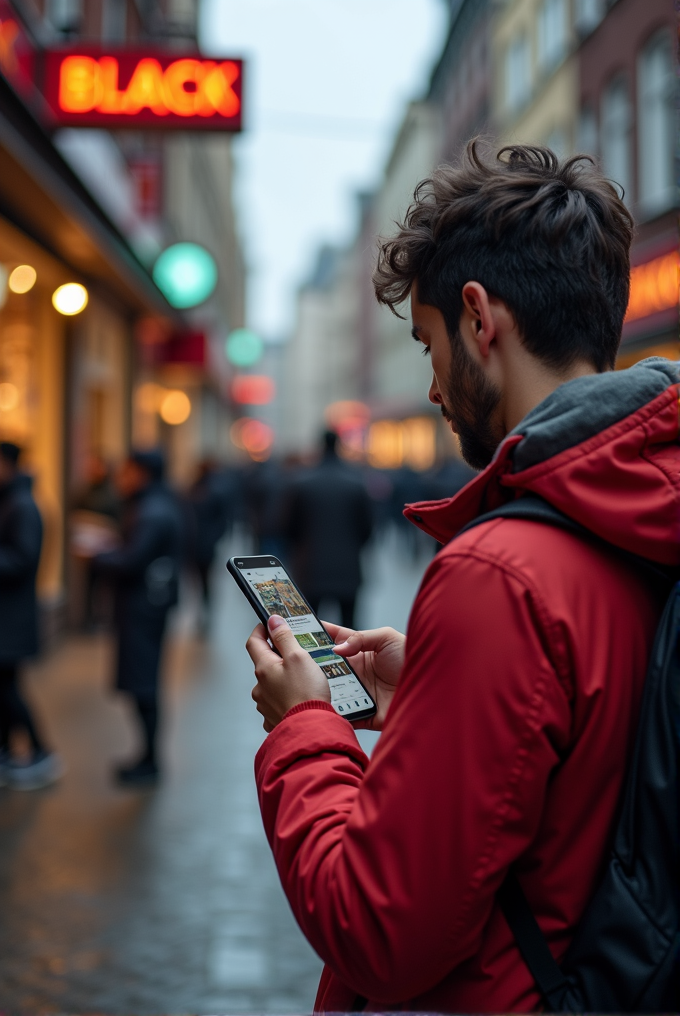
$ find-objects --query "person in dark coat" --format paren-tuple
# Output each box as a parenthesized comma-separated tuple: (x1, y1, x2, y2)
(185, 459, 231, 633)
(282, 431, 373, 628)
(0, 443, 62, 790)
(94, 449, 182, 787)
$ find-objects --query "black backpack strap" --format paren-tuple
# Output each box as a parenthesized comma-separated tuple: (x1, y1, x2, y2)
(457, 493, 672, 583)
(456, 493, 588, 540)
(498, 872, 572, 1013)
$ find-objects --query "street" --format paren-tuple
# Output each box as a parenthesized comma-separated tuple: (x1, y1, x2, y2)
(0, 529, 432, 1015)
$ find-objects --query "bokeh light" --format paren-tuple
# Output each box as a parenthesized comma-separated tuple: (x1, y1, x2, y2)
(159, 389, 191, 425)
(231, 375, 275, 405)
(52, 282, 88, 315)
(0, 382, 19, 411)
(135, 382, 165, 414)
(8, 265, 36, 294)
(225, 328, 263, 368)
(230, 417, 273, 459)
(153, 243, 218, 309)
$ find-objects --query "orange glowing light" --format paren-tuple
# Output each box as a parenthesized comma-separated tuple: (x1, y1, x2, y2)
(625, 250, 679, 324)
(231, 375, 275, 405)
(159, 389, 191, 425)
(58, 54, 241, 120)
(230, 418, 273, 458)
(325, 400, 371, 432)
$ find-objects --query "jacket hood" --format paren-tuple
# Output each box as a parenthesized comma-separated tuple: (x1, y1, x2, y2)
(404, 358, 680, 565)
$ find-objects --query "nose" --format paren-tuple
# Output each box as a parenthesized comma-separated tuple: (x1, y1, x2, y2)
(428, 373, 442, 406)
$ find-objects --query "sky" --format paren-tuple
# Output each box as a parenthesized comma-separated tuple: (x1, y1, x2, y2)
(199, 0, 447, 341)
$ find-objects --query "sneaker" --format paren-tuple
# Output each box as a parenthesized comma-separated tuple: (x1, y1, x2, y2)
(7, 751, 64, 791)
(115, 759, 159, 787)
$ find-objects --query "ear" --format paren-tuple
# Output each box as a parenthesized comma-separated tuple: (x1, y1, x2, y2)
(461, 282, 495, 358)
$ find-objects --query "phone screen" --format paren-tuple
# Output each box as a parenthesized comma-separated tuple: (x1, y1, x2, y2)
(231, 557, 376, 721)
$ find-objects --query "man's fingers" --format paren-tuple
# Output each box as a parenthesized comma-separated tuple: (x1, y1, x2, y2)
(252, 685, 277, 725)
(246, 623, 275, 666)
(333, 626, 401, 658)
(267, 615, 302, 658)
(323, 620, 356, 645)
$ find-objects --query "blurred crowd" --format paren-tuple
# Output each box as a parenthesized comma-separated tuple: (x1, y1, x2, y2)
(0, 433, 474, 792)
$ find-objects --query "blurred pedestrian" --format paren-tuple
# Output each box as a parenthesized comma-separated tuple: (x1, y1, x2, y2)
(94, 450, 182, 787)
(282, 430, 373, 628)
(244, 457, 291, 558)
(185, 459, 231, 633)
(0, 442, 62, 790)
(73, 453, 120, 521)
(72, 454, 121, 631)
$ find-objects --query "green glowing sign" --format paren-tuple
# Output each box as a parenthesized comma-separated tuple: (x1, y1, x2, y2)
(153, 243, 218, 309)
(225, 328, 263, 367)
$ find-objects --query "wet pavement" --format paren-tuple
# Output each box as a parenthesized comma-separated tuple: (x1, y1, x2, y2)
(0, 528, 432, 1015)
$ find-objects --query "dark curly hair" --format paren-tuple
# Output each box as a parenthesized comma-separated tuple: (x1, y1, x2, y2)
(373, 141, 634, 372)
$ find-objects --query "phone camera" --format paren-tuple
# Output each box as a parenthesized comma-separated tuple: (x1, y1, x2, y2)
(270, 560, 275, 565)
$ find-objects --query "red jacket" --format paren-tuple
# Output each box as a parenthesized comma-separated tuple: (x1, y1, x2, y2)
(255, 363, 680, 1012)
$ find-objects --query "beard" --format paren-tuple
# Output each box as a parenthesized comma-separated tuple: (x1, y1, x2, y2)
(441, 334, 503, 471)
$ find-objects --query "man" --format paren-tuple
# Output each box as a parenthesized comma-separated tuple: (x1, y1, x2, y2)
(0, 442, 62, 790)
(95, 450, 182, 787)
(282, 430, 373, 628)
(244, 144, 680, 1012)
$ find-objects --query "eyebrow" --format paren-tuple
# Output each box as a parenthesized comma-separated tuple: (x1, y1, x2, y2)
(411, 326, 422, 341)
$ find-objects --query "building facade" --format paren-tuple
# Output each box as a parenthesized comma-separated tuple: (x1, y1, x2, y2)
(491, 0, 579, 154)
(576, 0, 678, 364)
(491, 0, 678, 363)
(26, 0, 246, 485)
(0, 0, 245, 631)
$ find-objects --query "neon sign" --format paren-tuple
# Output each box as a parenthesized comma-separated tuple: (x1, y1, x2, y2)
(625, 250, 678, 324)
(0, 3, 37, 103)
(42, 49, 243, 130)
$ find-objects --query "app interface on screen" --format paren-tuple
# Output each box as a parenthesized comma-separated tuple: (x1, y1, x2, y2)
(241, 564, 373, 717)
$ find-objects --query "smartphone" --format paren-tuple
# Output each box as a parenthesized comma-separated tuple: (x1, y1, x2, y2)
(228, 555, 377, 723)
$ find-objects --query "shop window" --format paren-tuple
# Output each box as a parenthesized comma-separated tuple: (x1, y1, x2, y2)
(575, 0, 603, 36)
(538, 0, 567, 72)
(577, 105, 598, 156)
(637, 30, 675, 218)
(601, 76, 632, 204)
(505, 32, 531, 113)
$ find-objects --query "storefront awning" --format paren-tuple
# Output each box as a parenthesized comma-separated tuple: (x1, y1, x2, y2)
(0, 71, 179, 319)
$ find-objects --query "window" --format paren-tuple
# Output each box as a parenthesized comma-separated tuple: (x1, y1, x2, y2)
(48, 0, 82, 33)
(102, 0, 126, 42)
(637, 31, 675, 216)
(575, 0, 603, 35)
(577, 105, 598, 156)
(538, 0, 567, 71)
(601, 76, 632, 203)
(505, 33, 531, 112)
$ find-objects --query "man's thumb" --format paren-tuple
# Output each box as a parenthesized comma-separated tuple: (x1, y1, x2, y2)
(268, 615, 297, 652)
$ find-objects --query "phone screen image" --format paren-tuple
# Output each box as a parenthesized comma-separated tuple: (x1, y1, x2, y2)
(231, 558, 376, 721)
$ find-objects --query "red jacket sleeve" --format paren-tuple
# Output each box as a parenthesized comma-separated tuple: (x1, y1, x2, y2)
(255, 547, 572, 1003)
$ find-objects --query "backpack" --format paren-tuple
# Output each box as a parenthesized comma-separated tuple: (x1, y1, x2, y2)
(459, 495, 680, 1013)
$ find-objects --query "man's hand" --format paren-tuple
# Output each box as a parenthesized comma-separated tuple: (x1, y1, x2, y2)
(325, 622, 405, 731)
(246, 615, 331, 731)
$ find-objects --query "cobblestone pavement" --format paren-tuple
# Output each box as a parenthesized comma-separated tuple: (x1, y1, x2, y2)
(0, 529, 432, 1015)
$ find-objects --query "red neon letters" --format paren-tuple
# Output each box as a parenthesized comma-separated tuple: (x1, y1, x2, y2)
(43, 50, 243, 130)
